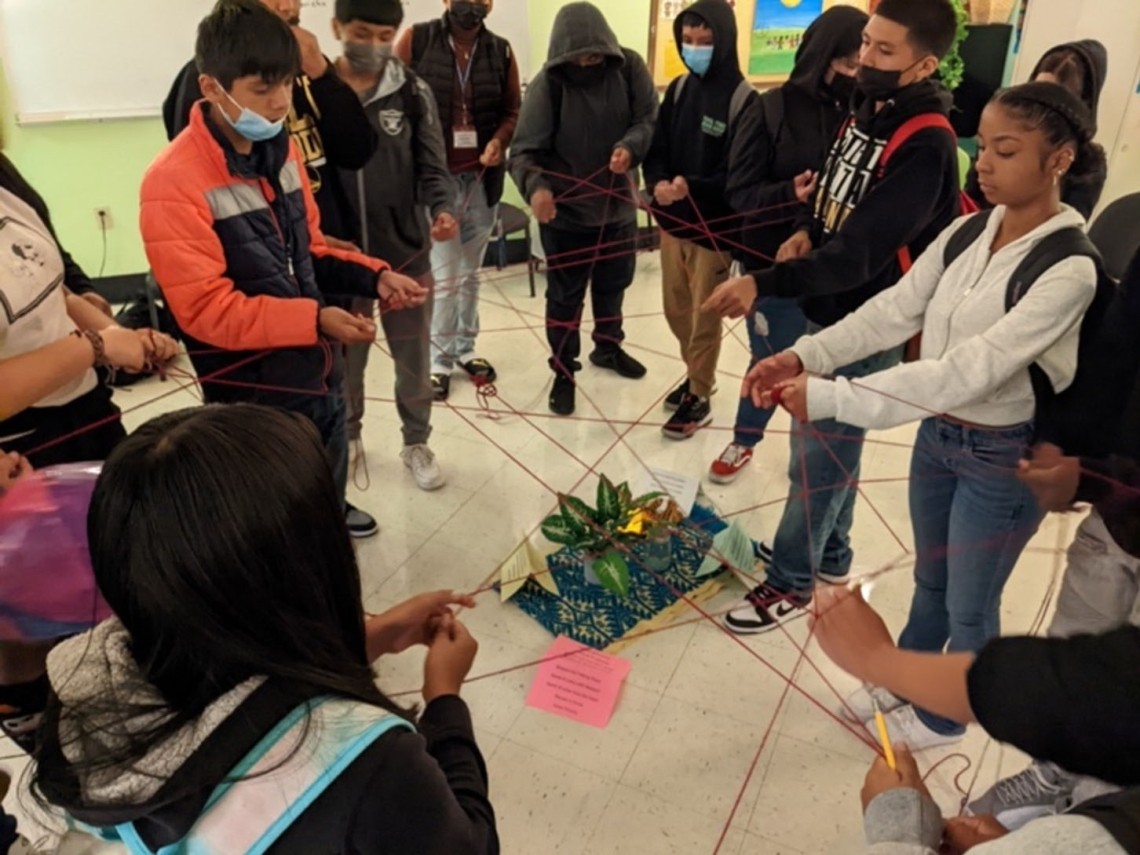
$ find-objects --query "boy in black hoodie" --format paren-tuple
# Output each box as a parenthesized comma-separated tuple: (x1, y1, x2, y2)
(705, 0, 962, 634)
(643, 0, 759, 440)
(508, 2, 658, 417)
(708, 4, 866, 485)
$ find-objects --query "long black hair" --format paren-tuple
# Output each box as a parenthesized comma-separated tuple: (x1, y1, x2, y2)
(994, 81, 1107, 204)
(32, 405, 408, 811)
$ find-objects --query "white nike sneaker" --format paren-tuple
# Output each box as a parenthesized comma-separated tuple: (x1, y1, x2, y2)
(838, 684, 905, 724)
(881, 704, 965, 751)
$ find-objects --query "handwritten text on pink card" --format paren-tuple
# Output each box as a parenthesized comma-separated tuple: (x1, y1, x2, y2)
(526, 636, 632, 728)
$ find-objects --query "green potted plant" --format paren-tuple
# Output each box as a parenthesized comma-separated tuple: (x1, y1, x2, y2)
(540, 475, 664, 596)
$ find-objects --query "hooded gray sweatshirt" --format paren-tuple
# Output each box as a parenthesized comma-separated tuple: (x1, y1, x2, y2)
(341, 60, 456, 278)
(508, 2, 658, 232)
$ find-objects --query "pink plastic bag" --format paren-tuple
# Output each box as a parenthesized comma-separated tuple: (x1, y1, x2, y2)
(0, 463, 113, 641)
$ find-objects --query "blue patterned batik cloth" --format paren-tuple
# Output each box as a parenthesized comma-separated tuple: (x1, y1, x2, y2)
(509, 503, 747, 650)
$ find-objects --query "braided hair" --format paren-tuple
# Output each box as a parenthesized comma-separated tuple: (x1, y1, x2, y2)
(994, 81, 1107, 202)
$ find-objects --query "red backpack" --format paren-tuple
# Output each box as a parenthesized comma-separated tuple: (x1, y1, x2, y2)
(876, 112, 980, 273)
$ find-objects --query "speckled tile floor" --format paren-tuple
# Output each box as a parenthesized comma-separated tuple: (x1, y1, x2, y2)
(2, 253, 1068, 853)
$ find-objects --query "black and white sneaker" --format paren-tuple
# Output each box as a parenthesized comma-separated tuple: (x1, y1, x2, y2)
(664, 379, 690, 412)
(724, 582, 812, 634)
(346, 503, 379, 538)
(662, 394, 712, 440)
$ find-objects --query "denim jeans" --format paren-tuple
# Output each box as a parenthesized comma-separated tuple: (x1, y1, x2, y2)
(766, 330, 902, 593)
(298, 389, 348, 512)
(734, 297, 807, 447)
(899, 418, 1043, 735)
(430, 172, 498, 372)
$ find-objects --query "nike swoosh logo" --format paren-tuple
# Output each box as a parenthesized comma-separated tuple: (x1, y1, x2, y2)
(774, 602, 800, 618)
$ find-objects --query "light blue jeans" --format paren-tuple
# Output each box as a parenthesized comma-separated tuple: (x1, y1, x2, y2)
(429, 172, 498, 373)
(766, 328, 903, 594)
(900, 418, 1043, 735)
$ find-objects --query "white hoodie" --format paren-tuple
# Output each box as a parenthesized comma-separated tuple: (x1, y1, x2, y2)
(795, 205, 1097, 430)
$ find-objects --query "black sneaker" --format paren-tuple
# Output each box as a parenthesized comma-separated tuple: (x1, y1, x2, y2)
(664, 379, 690, 412)
(589, 348, 647, 379)
(724, 582, 811, 634)
(460, 357, 497, 383)
(549, 373, 576, 416)
(346, 503, 379, 539)
(662, 394, 712, 440)
(430, 373, 450, 402)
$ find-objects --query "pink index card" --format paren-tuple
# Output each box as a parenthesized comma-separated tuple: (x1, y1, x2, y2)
(525, 636, 632, 729)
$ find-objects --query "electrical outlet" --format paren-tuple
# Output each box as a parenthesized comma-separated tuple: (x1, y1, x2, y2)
(94, 207, 113, 230)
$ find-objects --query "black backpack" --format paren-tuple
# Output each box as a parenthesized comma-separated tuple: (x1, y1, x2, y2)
(943, 209, 1140, 456)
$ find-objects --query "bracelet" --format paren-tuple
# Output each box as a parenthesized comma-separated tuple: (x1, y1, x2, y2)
(72, 328, 108, 368)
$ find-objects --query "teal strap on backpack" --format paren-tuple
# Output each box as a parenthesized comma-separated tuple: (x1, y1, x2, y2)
(90, 697, 413, 855)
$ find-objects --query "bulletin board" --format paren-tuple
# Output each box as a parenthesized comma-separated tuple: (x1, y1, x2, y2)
(649, 0, 871, 88)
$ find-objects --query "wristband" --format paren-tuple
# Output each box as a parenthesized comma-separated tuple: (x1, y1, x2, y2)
(72, 329, 108, 368)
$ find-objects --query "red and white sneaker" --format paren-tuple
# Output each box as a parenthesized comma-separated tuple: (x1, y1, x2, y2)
(709, 443, 754, 484)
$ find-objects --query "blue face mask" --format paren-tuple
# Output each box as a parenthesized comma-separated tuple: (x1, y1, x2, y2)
(682, 45, 714, 76)
(216, 83, 286, 142)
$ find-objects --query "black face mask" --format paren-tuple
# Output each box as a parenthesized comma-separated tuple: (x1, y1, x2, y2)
(562, 63, 607, 88)
(856, 60, 923, 102)
(826, 71, 856, 105)
(449, 1, 487, 31)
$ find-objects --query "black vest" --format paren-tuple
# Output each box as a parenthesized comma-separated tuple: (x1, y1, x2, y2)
(411, 14, 512, 206)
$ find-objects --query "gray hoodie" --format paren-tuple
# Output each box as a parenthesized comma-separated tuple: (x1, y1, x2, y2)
(857, 789, 1125, 854)
(341, 60, 456, 277)
(508, 2, 658, 232)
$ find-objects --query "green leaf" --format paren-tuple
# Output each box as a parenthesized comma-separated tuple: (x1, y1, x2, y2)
(592, 551, 632, 597)
(541, 513, 579, 546)
(558, 495, 596, 536)
(597, 475, 621, 522)
(616, 481, 633, 512)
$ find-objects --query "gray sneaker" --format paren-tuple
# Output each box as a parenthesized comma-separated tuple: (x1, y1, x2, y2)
(967, 761, 1077, 830)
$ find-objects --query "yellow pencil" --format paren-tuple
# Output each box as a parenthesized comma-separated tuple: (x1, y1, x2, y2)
(871, 696, 897, 770)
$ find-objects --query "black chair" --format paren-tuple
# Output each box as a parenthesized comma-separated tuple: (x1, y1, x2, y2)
(492, 202, 538, 297)
(1089, 192, 1140, 281)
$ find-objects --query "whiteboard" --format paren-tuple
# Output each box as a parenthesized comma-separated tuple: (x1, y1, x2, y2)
(0, 0, 214, 124)
(0, 0, 532, 125)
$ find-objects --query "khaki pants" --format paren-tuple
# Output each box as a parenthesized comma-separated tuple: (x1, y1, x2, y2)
(660, 231, 731, 398)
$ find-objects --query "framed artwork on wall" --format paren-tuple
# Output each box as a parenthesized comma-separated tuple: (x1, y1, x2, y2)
(648, 0, 870, 88)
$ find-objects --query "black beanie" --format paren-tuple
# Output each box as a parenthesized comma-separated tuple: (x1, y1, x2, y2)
(334, 0, 404, 27)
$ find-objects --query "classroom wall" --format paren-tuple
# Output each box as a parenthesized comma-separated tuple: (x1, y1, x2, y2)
(0, 0, 654, 281)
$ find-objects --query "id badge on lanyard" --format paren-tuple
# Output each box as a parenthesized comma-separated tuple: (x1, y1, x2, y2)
(452, 36, 479, 150)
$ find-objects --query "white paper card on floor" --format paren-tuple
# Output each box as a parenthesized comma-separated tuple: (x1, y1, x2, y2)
(500, 535, 558, 602)
(697, 521, 757, 578)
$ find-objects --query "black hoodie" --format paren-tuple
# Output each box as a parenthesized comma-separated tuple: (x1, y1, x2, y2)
(966, 39, 1109, 220)
(726, 5, 867, 268)
(642, 0, 757, 249)
(751, 79, 961, 327)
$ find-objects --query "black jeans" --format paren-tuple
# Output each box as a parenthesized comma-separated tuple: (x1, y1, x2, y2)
(540, 221, 637, 375)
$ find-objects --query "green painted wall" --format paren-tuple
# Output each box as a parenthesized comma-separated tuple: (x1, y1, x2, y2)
(0, 0, 654, 278)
